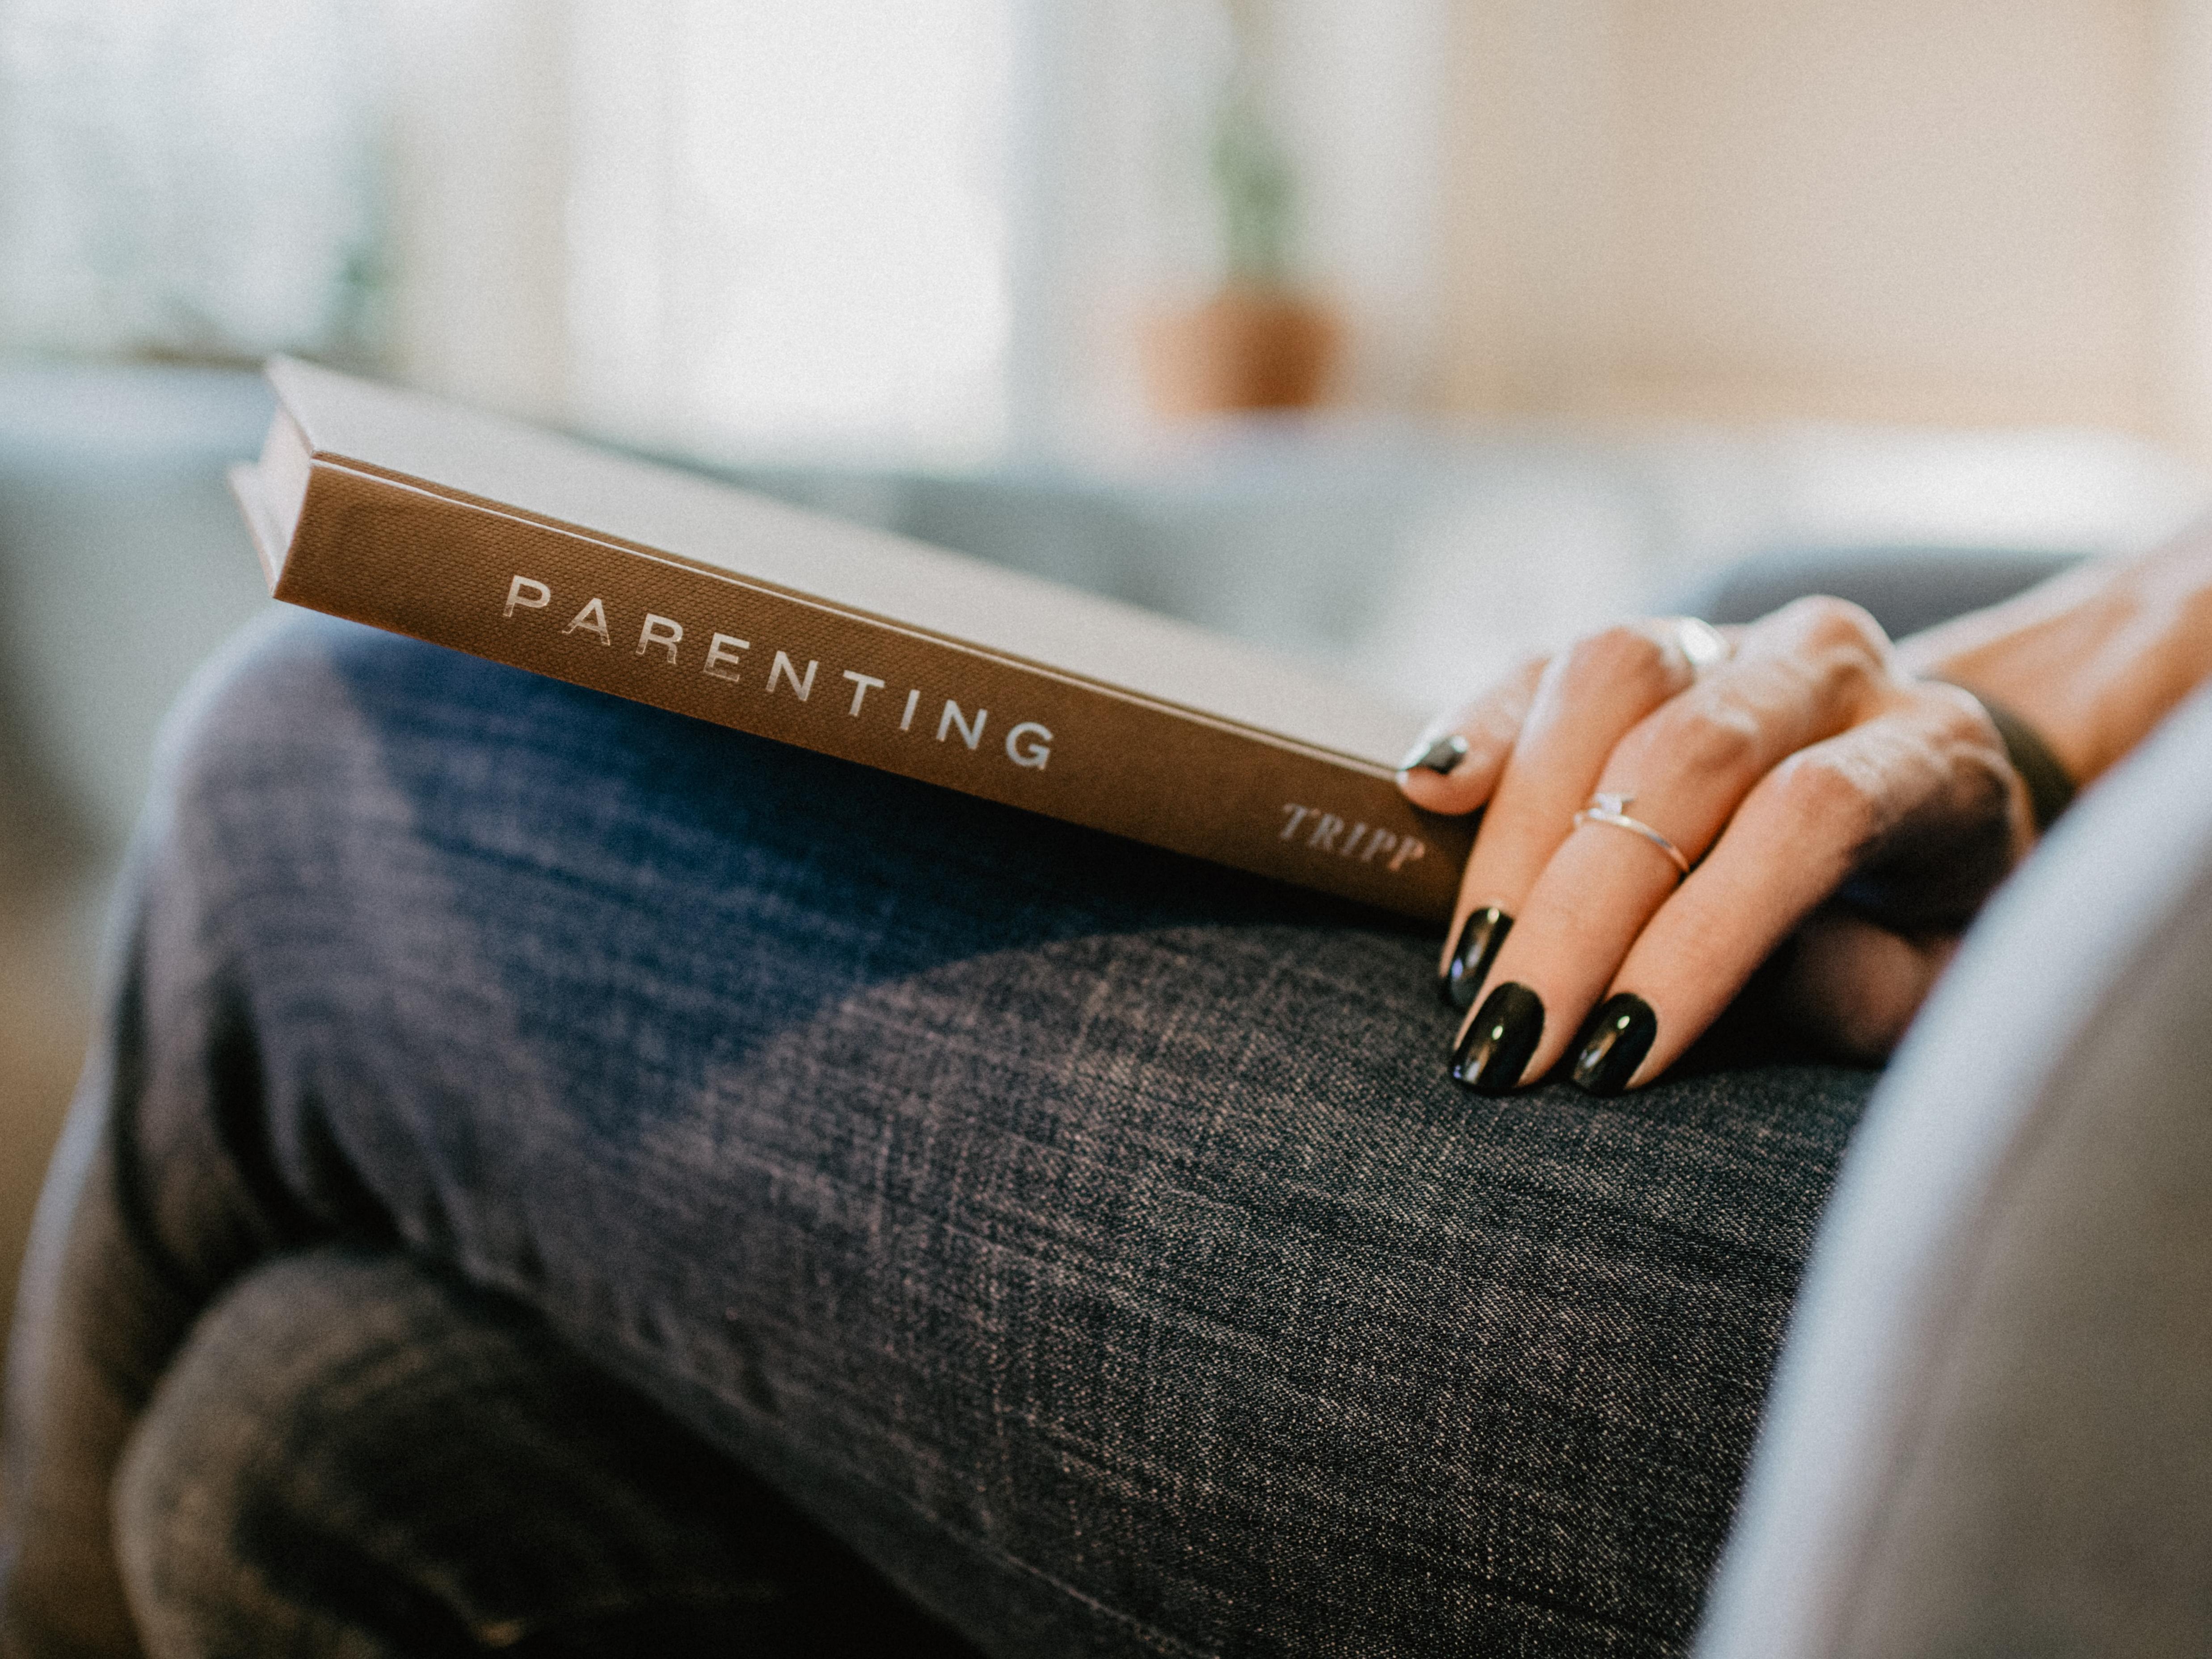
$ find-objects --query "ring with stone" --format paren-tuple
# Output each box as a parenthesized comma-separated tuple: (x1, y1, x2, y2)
(1668, 617, 1730, 677)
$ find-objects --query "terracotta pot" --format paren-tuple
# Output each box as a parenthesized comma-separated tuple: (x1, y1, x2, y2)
(1142, 287, 1341, 417)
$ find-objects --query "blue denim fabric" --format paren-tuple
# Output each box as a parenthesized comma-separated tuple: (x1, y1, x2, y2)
(2, 613, 1876, 1658)
(113, 1247, 982, 1657)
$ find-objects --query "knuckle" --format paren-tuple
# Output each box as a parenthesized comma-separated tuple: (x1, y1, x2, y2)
(1949, 718, 2027, 820)
(1769, 748, 1884, 841)
(1908, 686, 2021, 815)
(1793, 597, 1894, 669)
(1643, 695, 1763, 779)
(1764, 598, 1894, 714)
(1562, 623, 1673, 693)
(1921, 681, 1997, 744)
(1788, 594, 1889, 651)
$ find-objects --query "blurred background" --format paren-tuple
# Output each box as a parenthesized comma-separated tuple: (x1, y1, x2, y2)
(3, 0, 2211, 1342)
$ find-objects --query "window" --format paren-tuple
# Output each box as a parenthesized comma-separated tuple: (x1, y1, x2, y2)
(566, 0, 1016, 461)
(0, 0, 382, 362)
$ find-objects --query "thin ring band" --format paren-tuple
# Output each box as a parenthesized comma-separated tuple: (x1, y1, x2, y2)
(1573, 793, 1692, 879)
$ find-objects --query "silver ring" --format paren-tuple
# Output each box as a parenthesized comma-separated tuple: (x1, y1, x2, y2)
(1668, 617, 1730, 676)
(1573, 792, 1692, 879)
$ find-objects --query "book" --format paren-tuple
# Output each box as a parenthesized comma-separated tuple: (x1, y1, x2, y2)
(228, 358, 1472, 921)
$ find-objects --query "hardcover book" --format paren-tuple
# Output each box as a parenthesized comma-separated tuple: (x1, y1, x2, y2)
(228, 359, 1472, 920)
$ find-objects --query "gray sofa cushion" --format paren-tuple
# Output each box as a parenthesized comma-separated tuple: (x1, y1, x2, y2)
(1678, 543, 2087, 640)
(1697, 682, 2212, 1656)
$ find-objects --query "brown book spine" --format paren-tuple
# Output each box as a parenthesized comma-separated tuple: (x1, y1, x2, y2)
(273, 460, 1473, 921)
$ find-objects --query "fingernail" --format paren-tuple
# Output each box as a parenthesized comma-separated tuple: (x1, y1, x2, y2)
(1571, 994, 1656, 1096)
(1437, 905, 1513, 1011)
(1451, 982, 1544, 1095)
(1399, 733, 1469, 775)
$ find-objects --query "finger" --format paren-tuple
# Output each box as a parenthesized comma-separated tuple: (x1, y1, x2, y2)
(1394, 654, 1546, 816)
(1563, 687, 2012, 1092)
(1429, 623, 1700, 1009)
(1769, 909, 1963, 1063)
(1449, 598, 1896, 1086)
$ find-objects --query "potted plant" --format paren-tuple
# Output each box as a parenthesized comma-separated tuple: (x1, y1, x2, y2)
(1143, 4, 1340, 417)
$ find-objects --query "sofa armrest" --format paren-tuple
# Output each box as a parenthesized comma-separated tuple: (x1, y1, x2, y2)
(1673, 543, 2086, 639)
(1698, 682, 2212, 1655)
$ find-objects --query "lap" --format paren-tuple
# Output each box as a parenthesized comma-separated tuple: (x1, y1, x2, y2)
(16, 613, 1879, 1657)
(116, 1246, 980, 1658)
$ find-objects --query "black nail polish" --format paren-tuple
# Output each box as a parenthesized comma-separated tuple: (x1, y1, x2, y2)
(1437, 906, 1513, 1011)
(1571, 994, 1656, 1096)
(1399, 733, 1469, 775)
(1451, 982, 1544, 1095)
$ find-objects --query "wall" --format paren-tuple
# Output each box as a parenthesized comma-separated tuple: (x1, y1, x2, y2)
(375, 0, 1462, 457)
(369, 1, 2212, 460)
(1435, 0, 2212, 457)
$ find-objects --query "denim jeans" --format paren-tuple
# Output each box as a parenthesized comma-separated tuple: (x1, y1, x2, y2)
(1, 613, 1875, 1658)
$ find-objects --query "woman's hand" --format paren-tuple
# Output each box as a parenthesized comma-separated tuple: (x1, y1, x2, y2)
(1397, 597, 2031, 1093)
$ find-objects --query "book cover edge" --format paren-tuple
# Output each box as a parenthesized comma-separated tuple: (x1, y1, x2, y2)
(252, 373, 1470, 922)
